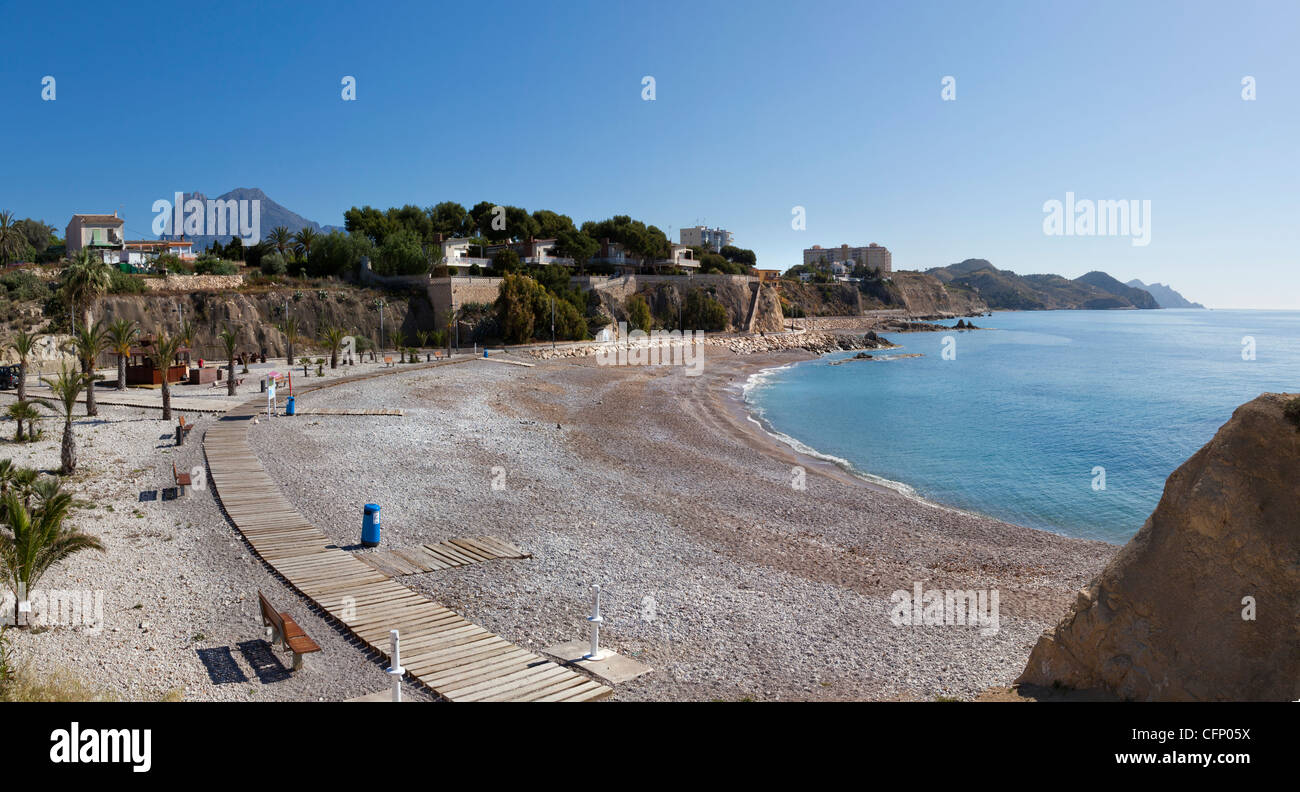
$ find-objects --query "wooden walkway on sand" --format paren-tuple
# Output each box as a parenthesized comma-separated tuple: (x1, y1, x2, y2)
(203, 363, 610, 702)
(357, 537, 531, 577)
(292, 407, 404, 416)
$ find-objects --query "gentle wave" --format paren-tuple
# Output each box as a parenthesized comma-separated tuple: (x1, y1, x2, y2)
(742, 363, 997, 522)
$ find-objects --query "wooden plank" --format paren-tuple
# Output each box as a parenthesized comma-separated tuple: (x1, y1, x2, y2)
(202, 371, 608, 703)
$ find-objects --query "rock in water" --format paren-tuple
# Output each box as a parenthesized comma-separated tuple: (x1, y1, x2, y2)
(1017, 393, 1300, 700)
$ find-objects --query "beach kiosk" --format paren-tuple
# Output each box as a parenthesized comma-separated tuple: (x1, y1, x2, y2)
(125, 336, 192, 386)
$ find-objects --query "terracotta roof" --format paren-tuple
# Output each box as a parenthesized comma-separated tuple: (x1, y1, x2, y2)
(72, 214, 124, 224)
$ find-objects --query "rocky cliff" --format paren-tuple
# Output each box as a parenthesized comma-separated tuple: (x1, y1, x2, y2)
(90, 288, 433, 361)
(778, 272, 987, 318)
(593, 277, 784, 333)
(1017, 393, 1300, 701)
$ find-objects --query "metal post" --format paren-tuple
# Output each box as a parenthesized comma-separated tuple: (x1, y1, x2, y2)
(387, 629, 404, 702)
(585, 584, 604, 660)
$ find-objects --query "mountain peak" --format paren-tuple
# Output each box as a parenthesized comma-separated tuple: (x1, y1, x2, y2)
(159, 187, 341, 247)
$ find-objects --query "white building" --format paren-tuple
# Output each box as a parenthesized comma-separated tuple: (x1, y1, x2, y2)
(679, 225, 733, 252)
(803, 243, 892, 274)
(65, 212, 125, 258)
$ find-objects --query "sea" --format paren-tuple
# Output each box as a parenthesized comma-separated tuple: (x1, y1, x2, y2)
(743, 309, 1300, 543)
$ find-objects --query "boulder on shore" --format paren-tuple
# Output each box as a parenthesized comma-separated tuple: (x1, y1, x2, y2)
(1017, 393, 1300, 701)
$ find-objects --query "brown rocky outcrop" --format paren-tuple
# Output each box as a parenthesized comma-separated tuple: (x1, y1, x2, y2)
(1017, 393, 1300, 701)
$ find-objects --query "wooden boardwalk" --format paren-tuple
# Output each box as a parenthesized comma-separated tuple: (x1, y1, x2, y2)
(292, 407, 404, 416)
(357, 537, 531, 577)
(203, 363, 610, 702)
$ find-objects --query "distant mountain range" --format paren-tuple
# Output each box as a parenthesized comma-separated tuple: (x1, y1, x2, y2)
(926, 259, 1191, 310)
(160, 187, 343, 251)
(1126, 279, 1206, 309)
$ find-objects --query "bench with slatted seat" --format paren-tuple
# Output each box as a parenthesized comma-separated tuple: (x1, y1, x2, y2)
(172, 462, 191, 496)
(175, 415, 195, 445)
(258, 591, 322, 671)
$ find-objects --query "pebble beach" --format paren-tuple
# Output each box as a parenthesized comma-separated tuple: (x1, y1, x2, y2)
(6, 346, 1116, 701)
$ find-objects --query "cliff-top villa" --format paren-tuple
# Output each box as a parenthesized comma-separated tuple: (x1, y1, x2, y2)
(66, 211, 195, 267)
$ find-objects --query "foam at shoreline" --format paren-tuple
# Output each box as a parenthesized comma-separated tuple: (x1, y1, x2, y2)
(740, 358, 999, 523)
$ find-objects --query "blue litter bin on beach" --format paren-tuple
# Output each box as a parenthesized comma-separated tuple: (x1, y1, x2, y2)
(286, 395, 295, 416)
(361, 504, 381, 547)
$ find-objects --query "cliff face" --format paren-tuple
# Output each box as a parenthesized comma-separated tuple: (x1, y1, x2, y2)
(889, 271, 987, 316)
(92, 288, 432, 361)
(778, 272, 986, 318)
(1018, 393, 1300, 701)
(592, 276, 784, 333)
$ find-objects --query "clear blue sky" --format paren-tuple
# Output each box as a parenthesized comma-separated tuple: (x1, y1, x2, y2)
(2, 0, 1297, 308)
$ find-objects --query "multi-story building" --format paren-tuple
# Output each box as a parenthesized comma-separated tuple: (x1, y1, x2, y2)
(802, 243, 892, 274)
(679, 225, 733, 252)
(66, 212, 125, 258)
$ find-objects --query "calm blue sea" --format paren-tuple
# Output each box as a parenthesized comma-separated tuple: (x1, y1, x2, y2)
(744, 310, 1300, 543)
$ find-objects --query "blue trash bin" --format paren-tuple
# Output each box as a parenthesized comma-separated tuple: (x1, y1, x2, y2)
(286, 395, 295, 416)
(361, 504, 381, 547)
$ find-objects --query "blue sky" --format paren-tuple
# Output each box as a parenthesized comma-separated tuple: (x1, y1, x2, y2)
(2, 0, 1297, 308)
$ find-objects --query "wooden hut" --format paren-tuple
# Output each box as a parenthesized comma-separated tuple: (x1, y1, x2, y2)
(125, 336, 191, 386)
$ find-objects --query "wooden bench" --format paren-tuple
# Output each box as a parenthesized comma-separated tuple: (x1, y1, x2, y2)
(383, 355, 393, 367)
(172, 462, 191, 496)
(175, 415, 195, 445)
(258, 591, 321, 671)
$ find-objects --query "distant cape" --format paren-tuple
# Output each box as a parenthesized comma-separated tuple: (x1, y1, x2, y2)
(1126, 279, 1206, 309)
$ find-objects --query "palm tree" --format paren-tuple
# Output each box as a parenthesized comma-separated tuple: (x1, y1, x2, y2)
(67, 320, 109, 417)
(28, 477, 65, 511)
(106, 318, 139, 391)
(8, 329, 40, 402)
(9, 468, 38, 503)
(318, 326, 346, 369)
(0, 460, 12, 497)
(177, 319, 195, 351)
(146, 331, 183, 421)
(41, 363, 86, 474)
(388, 330, 404, 363)
(292, 227, 318, 263)
(0, 211, 28, 266)
(0, 488, 105, 625)
(277, 315, 301, 366)
(217, 325, 239, 396)
(6, 400, 44, 442)
(416, 330, 432, 362)
(59, 249, 114, 331)
(268, 227, 293, 261)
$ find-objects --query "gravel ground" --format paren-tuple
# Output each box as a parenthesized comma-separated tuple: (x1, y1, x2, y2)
(250, 350, 1116, 701)
(3, 401, 433, 702)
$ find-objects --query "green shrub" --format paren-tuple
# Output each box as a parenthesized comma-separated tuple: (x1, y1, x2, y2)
(0, 269, 52, 303)
(109, 270, 148, 294)
(626, 294, 652, 333)
(683, 289, 729, 332)
(260, 252, 287, 276)
(156, 253, 191, 274)
(1284, 396, 1300, 430)
(195, 257, 239, 276)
